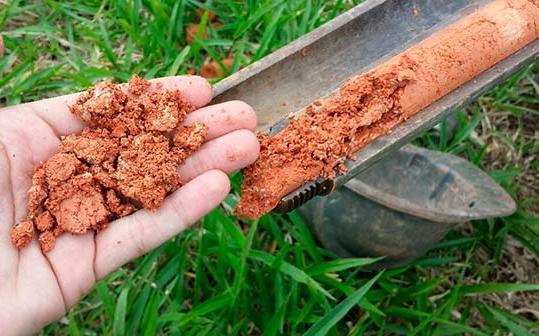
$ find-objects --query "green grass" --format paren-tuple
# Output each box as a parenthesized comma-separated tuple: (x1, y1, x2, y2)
(2, 1, 538, 335)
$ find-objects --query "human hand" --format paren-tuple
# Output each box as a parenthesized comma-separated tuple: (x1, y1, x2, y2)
(0, 76, 259, 335)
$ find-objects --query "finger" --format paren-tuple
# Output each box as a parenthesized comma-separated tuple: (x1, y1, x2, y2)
(0, 111, 61, 224)
(94, 169, 230, 279)
(0, 144, 18, 279)
(44, 233, 96, 308)
(21, 75, 212, 136)
(178, 129, 260, 182)
(16, 243, 67, 330)
(182, 100, 256, 140)
(2, 92, 83, 137)
(137, 76, 212, 108)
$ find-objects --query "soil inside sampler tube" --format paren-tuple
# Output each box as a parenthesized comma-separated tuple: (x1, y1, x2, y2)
(236, 0, 539, 218)
(11, 76, 208, 252)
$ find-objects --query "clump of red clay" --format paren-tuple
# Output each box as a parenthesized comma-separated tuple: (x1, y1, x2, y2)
(200, 56, 235, 79)
(236, 0, 539, 218)
(11, 76, 208, 252)
(186, 23, 208, 45)
(237, 61, 417, 217)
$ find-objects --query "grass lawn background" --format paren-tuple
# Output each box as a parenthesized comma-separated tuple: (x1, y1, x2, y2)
(1, 1, 538, 335)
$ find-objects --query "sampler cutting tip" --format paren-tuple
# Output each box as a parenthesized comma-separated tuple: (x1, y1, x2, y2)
(273, 178, 335, 213)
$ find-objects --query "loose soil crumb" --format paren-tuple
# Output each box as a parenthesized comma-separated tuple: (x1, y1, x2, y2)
(113, 133, 181, 210)
(128, 75, 150, 95)
(35, 211, 54, 232)
(10, 75, 208, 252)
(197, 8, 217, 22)
(236, 0, 539, 218)
(200, 56, 235, 79)
(39, 231, 55, 253)
(186, 23, 208, 44)
(173, 123, 209, 162)
(61, 129, 119, 165)
(10, 220, 34, 248)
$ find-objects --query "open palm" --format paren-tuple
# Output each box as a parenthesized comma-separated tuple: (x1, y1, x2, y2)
(0, 76, 259, 335)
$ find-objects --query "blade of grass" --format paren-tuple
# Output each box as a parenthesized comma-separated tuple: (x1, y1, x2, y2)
(166, 46, 191, 76)
(306, 257, 382, 276)
(483, 304, 534, 336)
(304, 272, 383, 336)
(249, 249, 334, 300)
(95, 281, 116, 320)
(461, 283, 539, 296)
(113, 287, 129, 336)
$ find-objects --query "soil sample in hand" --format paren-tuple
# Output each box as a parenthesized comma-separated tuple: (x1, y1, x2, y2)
(10, 76, 208, 252)
(236, 0, 539, 218)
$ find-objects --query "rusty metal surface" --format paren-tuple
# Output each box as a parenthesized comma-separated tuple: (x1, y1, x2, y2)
(211, 0, 538, 210)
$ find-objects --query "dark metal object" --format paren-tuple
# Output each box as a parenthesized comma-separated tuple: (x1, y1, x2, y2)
(298, 145, 516, 268)
(430, 113, 460, 146)
(273, 178, 334, 213)
(212, 0, 538, 211)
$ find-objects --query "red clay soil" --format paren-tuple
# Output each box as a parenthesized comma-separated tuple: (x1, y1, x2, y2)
(186, 23, 208, 44)
(11, 76, 207, 252)
(236, 0, 539, 218)
(200, 56, 235, 79)
(197, 8, 218, 22)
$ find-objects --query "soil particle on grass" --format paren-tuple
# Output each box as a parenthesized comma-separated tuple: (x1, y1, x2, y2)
(200, 56, 235, 79)
(197, 8, 217, 22)
(236, 0, 539, 218)
(186, 23, 208, 44)
(10, 75, 207, 252)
